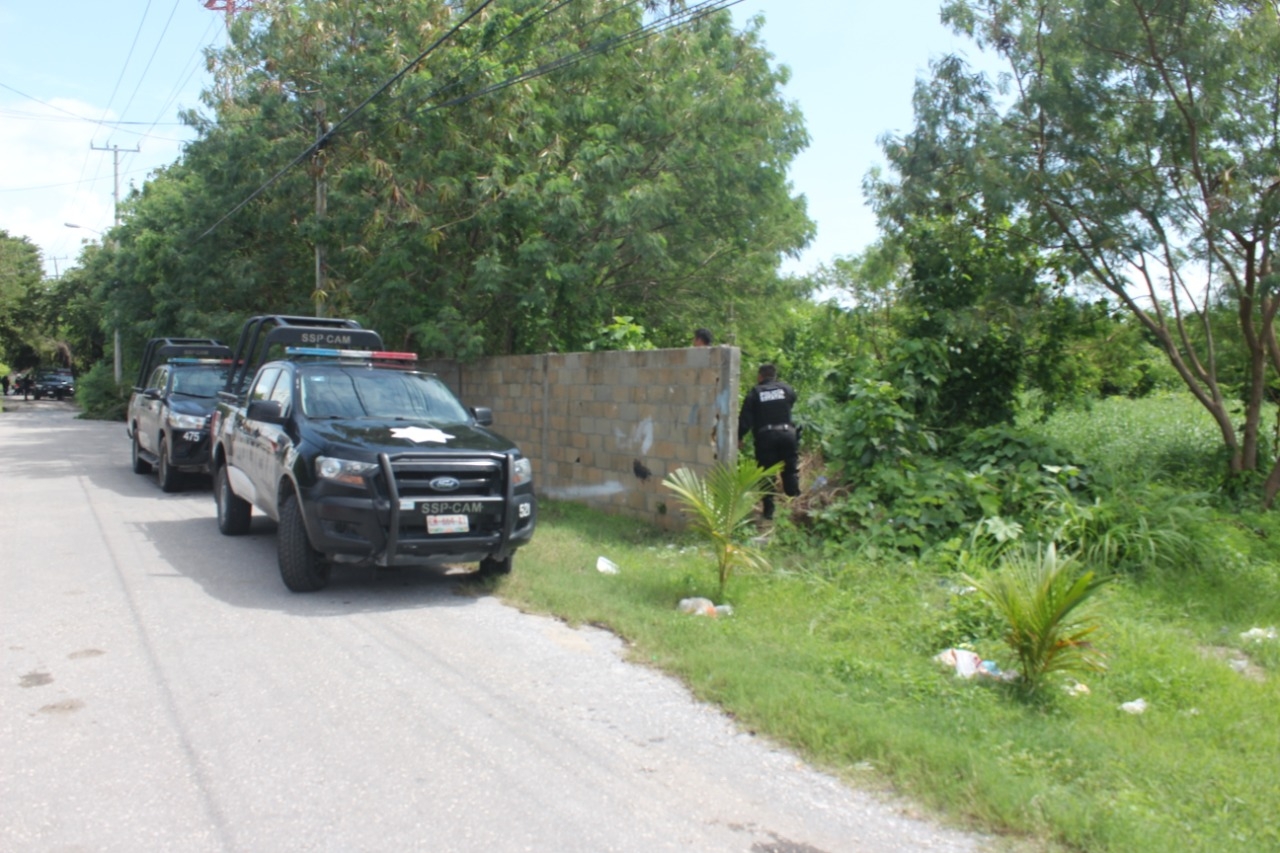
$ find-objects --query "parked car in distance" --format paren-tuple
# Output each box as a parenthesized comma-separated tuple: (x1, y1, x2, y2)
(32, 368, 74, 400)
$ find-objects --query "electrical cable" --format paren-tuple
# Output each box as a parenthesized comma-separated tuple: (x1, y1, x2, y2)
(426, 0, 741, 113)
(76, 1, 156, 208)
(198, 0, 497, 240)
(198, 0, 740, 241)
(0, 167, 157, 194)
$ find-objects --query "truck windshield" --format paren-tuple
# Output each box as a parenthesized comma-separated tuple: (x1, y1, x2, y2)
(299, 367, 471, 423)
(172, 367, 229, 398)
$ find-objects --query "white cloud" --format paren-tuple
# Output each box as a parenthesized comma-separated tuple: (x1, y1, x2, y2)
(0, 96, 192, 276)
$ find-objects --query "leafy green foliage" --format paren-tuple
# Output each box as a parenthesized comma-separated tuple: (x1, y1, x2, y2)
(88, 0, 812, 365)
(74, 361, 129, 421)
(0, 231, 48, 369)
(662, 460, 778, 595)
(914, 0, 1280, 500)
(966, 544, 1109, 696)
(584, 316, 655, 352)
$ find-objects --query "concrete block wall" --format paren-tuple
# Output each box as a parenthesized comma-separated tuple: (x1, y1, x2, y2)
(420, 347, 741, 529)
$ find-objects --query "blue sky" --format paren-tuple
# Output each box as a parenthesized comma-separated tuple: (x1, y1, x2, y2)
(0, 1, 985, 277)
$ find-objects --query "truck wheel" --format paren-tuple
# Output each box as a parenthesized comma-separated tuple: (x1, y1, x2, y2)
(478, 555, 513, 577)
(131, 433, 152, 474)
(278, 492, 330, 592)
(157, 438, 180, 493)
(214, 464, 251, 535)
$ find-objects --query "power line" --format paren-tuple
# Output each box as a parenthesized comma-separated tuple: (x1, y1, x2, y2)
(76, 0, 156, 215)
(198, 0, 741, 241)
(427, 0, 743, 114)
(115, 0, 186, 130)
(0, 82, 194, 136)
(198, 0, 497, 240)
(0, 167, 160, 194)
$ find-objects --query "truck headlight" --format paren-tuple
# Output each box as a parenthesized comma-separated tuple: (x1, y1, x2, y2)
(167, 412, 206, 431)
(316, 456, 378, 487)
(512, 456, 533, 487)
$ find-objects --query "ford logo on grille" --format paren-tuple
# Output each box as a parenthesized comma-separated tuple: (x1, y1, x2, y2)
(429, 476, 461, 492)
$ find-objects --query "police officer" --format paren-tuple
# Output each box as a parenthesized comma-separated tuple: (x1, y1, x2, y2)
(737, 363, 799, 521)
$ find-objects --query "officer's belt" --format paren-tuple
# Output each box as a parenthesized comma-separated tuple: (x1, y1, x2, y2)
(757, 423, 795, 433)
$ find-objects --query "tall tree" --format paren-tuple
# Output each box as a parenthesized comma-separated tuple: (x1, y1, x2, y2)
(102, 0, 811, 359)
(888, 0, 1280, 502)
(0, 230, 47, 369)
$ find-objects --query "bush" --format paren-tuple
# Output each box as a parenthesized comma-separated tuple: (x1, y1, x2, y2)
(74, 360, 129, 421)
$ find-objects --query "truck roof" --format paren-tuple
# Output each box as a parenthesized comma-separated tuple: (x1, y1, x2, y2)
(134, 338, 233, 391)
(222, 315, 385, 396)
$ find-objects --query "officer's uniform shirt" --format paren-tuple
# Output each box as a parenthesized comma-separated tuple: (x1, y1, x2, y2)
(738, 379, 797, 441)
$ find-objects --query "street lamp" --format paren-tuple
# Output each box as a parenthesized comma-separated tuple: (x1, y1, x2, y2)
(65, 222, 103, 236)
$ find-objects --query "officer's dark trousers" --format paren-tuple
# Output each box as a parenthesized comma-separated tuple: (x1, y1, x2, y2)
(754, 428, 799, 520)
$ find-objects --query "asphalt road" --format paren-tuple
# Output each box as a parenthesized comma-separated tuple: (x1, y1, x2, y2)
(1, 398, 989, 853)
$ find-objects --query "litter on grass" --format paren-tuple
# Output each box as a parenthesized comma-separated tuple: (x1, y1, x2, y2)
(1120, 698, 1148, 714)
(933, 648, 1007, 680)
(596, 556, 620, 575)
(1241, 626, 1277, 642)
(677, 597, 733, 617)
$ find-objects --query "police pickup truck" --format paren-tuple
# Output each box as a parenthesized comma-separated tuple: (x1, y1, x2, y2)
(209, 315, 536, 592)
(127, 337, 233, 491)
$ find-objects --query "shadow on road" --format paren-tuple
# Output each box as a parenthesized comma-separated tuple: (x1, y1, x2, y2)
(136, 515, 491, 617)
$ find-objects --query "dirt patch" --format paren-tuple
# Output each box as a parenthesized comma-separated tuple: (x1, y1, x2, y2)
(1199, 645, 1267, 682)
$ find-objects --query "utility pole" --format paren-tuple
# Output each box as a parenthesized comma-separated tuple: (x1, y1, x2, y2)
(91, 142, 140, 226)
(312, 116, 329, 318)
(90, 142, 139, 382)
(47, 257, 70, 280)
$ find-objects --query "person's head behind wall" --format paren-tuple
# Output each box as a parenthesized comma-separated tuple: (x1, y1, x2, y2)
(692, 328, 713, 347)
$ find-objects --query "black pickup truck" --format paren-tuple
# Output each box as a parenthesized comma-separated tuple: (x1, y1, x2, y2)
(209, 315, 536, 592)
(126, 338, 233, 491)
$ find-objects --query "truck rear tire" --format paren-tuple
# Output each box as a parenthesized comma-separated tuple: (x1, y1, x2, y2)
(479, 555, 513, 577)
(215, 464, 252, 535)
(131, 433, 152, 474)
(279, 492, 330, 592)
(157, 438, 180, 493)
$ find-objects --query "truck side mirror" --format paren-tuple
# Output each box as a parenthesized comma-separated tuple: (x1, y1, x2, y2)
(470, 406, 493, 427)
(246, 399, 285, 424)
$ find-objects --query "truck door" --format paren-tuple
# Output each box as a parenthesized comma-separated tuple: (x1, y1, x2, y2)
(232, 366, 281, 509)
(137, 365, 168, 454)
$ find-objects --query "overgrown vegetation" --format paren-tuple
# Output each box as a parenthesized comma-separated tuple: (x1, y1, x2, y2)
(500, 392, 1280, 852)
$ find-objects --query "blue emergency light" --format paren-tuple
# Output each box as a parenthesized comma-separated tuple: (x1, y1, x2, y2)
(167, 358, 233, 365)
(285, 346, 418, 362)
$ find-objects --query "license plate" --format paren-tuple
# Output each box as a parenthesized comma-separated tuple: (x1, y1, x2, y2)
(183, 431, 203, 442)
(426, 514, 469, 534)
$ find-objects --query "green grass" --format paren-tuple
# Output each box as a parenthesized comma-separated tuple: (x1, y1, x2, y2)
(495, 392, 1280, 852)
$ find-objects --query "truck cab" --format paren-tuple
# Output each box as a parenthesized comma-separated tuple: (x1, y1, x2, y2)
(127, 338, 233, 491)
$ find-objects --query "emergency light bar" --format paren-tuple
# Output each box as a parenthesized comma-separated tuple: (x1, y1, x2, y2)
(168, 358, 233, 365)
(285, 346, 419, 362)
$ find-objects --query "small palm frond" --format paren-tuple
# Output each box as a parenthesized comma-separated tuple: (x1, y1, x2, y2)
(664, 460, 780, 594)
(967, 543, 1109, 694)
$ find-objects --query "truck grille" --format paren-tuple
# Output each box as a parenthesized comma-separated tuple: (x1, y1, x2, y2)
(376, 453, 508, 537)
(382, 455, 504, 500)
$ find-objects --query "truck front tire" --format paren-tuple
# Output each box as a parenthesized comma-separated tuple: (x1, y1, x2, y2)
(278, 492, 330, 592)
(157, 438, 180, 493)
